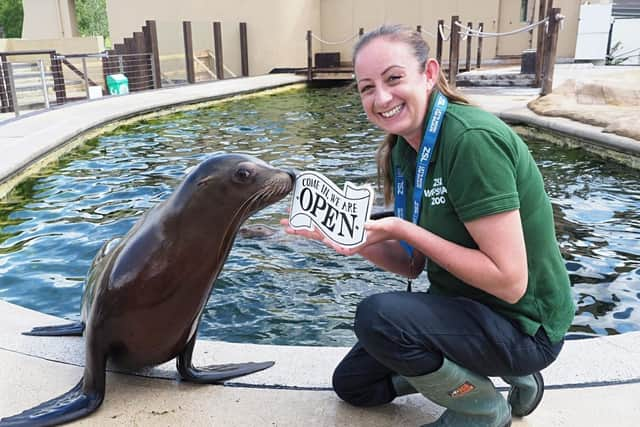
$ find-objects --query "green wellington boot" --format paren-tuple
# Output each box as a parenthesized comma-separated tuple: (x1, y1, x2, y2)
(391, 374, 417, 397)
(403, 358, 512, 427)
(501, 372, 544, 417)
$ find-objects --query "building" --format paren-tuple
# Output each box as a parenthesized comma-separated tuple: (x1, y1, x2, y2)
(20, 0, 618, 76)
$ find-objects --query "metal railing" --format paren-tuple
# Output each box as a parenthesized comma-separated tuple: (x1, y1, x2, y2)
(101, 52, 156, 92)
(0, 51, 158, 118)
(0, 20, 251, 120)
(3, 60, 53, 116)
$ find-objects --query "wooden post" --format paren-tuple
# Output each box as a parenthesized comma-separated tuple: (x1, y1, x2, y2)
(476, 22, 484, 69)
(465, 21, 472, 71)
(306, 30, 312, 81)
(448, 15, 460, 87)
(114, 43, 125, 76)
(101, 52, 110, 93)
(239, 22, 249, 76)
(0, 55, 10, 112)
(133, 32, 147, 90)
(213, 22, 224, 80)
(546, 0, 554, 14)
(144, 20, 162, 89)
(534, 0, 548, 87)
(436, 19, 444, 64)
(124, 37, 137, 89)
(50, 51, 66, 105)
(183, 21, 195, 84)
(541, 8, 561, 95)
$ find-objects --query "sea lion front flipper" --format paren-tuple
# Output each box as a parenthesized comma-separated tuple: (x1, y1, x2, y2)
(176, 335, 275, 384)
(22, 321, 85, 336)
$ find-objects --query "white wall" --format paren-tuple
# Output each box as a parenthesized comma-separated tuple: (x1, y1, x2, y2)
(106, 0, 321, 76)
(574, 3, 613, 61)
(22, 0, 79, 39)
(610, 18, 640, 65)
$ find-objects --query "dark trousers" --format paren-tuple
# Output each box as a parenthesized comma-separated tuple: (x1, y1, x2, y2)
(332, 291, 563, 407)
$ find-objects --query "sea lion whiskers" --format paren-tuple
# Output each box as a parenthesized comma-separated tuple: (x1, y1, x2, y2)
(215, 191, 263, 263)
(212, 170, 292, 267)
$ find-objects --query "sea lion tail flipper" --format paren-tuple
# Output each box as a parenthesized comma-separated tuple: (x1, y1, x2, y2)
(177, 336, 274, 384)
(22, 321, 85, 336)
(0, 345, 106, 426)
(0, 378, 102, 426)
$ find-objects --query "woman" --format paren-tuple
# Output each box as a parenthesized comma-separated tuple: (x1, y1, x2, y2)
(282, 25, 574, 427)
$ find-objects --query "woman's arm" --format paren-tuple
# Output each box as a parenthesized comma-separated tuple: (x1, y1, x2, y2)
(352, 240, 425, 278)
(282, 208, 527, 304)
(356, 209, 528, 304)
(280, 218, 425, 278)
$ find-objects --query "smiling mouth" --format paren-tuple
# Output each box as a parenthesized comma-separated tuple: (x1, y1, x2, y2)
(380, 104, 402, 118)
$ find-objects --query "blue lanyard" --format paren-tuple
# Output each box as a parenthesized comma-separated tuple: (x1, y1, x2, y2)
(394, 92, 448, 256)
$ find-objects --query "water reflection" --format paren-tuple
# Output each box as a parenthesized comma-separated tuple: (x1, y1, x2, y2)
(535, 142, 640, 336)
(0, 87, 638, 345)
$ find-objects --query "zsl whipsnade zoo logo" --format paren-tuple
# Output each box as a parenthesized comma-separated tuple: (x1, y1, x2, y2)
(289, 171, 374, 248)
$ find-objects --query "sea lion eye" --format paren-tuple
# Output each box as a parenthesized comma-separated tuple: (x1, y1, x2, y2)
(234, 167, 253, 182)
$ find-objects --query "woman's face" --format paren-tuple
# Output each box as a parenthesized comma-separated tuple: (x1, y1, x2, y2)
(355, 37, 431, 146)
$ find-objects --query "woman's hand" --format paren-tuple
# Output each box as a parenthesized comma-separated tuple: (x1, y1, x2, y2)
(281, 215, 422, 277)
(280, 218, 359, 255)
(362, 216, 401, 246)
(280, 217, 398, 257)
(280, 218, 325, 241)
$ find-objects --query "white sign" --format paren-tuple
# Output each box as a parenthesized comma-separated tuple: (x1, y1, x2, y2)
(288, 171, 374, 248)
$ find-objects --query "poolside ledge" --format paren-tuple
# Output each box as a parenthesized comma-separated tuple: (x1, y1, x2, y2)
(1, 73, 640, 426)
(2, 301, 640, 426)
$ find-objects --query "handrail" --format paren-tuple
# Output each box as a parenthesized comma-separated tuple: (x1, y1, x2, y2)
(0, 50, 56, 56)
(54, 52, 108, 59)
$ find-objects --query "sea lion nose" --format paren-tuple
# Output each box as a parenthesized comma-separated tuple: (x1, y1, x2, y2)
(286, 169, 297, 181)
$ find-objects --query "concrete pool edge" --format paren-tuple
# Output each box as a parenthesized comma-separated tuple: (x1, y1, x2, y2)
(2, 299, 640, 426)
(1, 75, 640, 425)
(2, 300, 640, 390)
(498, 107, 640, 169)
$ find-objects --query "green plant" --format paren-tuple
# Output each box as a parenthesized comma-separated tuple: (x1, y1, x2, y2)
(0, 0, 24, 38)
(75, 0, 109, 39)
(606, 41, 638, 65)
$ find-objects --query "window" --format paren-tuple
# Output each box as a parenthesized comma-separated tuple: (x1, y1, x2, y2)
(520, 0, 529, 22)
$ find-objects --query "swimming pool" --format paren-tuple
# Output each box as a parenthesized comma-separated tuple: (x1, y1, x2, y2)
(0, 86, 638, 345)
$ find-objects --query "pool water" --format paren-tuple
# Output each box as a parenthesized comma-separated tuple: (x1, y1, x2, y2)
(0, 87, 638, 345)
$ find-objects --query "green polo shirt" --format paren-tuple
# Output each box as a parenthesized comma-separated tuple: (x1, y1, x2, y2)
(391, 96, 575, 343)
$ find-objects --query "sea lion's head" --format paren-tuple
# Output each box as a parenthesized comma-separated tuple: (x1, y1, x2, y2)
(173, 153, 295, 230)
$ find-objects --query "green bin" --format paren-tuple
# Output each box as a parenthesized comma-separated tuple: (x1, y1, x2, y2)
(106, 74, 129, 95)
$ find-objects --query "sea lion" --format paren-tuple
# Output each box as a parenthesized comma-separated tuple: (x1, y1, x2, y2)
(238, 223, 278, 238)
(0, 153, 295, 426)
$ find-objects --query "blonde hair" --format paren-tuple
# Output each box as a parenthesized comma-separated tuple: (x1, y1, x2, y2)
(353, 24, 470, 205)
